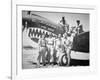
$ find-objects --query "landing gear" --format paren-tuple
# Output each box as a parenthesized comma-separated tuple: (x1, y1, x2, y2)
(60, 54, 68, 66)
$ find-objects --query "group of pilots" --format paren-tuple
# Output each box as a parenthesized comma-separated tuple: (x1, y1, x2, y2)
(37, 19, 84, 67)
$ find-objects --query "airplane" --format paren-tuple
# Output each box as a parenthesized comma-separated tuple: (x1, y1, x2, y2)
(70, 31, 89, 66)
(22, 10, 64, 43)
(22, 10, 89, 66)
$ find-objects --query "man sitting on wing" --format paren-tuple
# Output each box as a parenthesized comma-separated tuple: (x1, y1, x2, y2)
(76, 20, 84, 34)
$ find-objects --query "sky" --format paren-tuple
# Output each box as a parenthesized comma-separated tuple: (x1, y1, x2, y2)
(31, 11, 89, 31)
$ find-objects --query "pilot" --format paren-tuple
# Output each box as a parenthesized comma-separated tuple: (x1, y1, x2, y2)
(60, 16, 69, 33)
(76, 20, 84, 34)
(46, 33, 55, 65)
(54, 34, 64, 65)
(64, 33, 74, 66)
(37, 34, 47, 67)
(53, 35, 58, 64)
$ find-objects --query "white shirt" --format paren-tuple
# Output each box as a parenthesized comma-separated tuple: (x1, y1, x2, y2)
(46, 37, 54, 45)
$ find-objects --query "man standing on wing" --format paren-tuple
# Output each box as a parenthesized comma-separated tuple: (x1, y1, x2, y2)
(60, 16, 69, 33)
(37, 34, 47, 67)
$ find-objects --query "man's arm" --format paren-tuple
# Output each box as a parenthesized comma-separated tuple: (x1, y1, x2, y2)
(38, 39, 41, 50)
(54, 39, 56, 48)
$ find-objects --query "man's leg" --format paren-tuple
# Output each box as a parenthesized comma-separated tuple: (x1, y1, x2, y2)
(42, 47, 46, 66)
(66, 48, 71, 66)
(53, 49, 57, 65)
(50, 47, 54, 63)
(58, 52, 62, 66)
(56, 50, 60, 65)
(37, 48, 42, 67)
(46, 47, 51, 65)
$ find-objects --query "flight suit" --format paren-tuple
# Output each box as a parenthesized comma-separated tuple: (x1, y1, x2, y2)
(46, 37, 55, 63)
(76, 24, 84, 34)
(55, 38, 65, 65)
(63, 36, 73, 66)
(37, 38, 47, 66)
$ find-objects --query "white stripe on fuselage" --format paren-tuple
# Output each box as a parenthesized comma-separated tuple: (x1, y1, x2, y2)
(71, 51, 89, 60)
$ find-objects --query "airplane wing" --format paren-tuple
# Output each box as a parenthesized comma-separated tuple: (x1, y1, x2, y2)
(71, 31, 89, 53)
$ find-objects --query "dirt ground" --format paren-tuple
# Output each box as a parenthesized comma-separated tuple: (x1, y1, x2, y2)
(22, 47, 62, 69)
(22, 47, 89, 69)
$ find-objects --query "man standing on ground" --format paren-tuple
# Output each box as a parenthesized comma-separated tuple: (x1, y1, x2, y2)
(37, 34, 47, 67)
(46, 33, 55, 65)
(54, 34, 64, 65)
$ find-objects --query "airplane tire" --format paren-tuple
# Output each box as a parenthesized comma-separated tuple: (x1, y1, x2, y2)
(61, 54, 68, 66)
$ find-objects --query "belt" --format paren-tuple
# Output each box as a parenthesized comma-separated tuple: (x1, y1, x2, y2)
(40, 46, 46, 47)
(48, 44, 53, 45)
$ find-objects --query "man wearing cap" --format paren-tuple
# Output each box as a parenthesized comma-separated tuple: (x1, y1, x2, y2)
(54, 34, 65, 65)
(63, 33, 72, 66)
(76, 20, 84, 34)
(60, 16, 69, 33)
(46, 33, 55, 65)
(37, 34, 47, 67)
(64, 31, 76, 66)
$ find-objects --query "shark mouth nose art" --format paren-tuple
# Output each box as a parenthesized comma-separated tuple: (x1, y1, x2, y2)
(27, 27, 56, 42)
